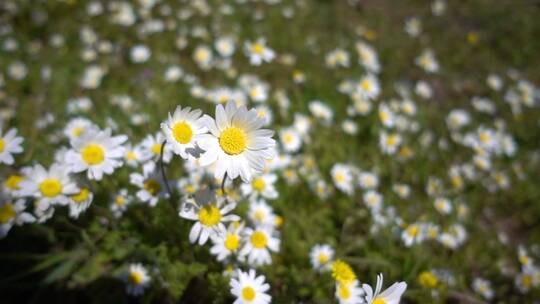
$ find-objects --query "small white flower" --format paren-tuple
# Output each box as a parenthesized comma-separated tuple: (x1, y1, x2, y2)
(362, 273, 407, 304)
(125, 263, 151, 296)
(240, 226, 280, 266)
(0, 126, 24, 165)
(244, 38, 275, 65)
(230, 269, 271, 304)
(161, 106, 207, 159)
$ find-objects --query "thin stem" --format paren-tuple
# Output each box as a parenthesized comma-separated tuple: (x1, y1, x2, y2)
(221, 172, 228, 201)
(159, 140, 176, 209)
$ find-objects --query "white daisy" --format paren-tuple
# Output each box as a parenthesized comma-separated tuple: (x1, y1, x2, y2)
(331, 164, 354, 195)
(247, 200, 277, 228)
(310, 244, 335, 272)
(125, 263, 151, 296)
(210, 223, 244, 262)
(0, 126, 24, 165)
(179, 195, 240, 245)
(198, 101, 276, 182)
(160, 106, 207, 159)
(241, 174, 278, 200)
(230, 269, 271, 304)
(129, 163, 169, 207)
(362, 273, 407, 304)
(244, 38, 275, 65)
(355, 74, 380, 101)
(279, 128, 302, 153)
(240, 226, 280, 266)
(0, 197, 35, 238)
(63, 117, 98, 141)
(336, 280, 367, 304)
(68, 187, 93, 219)
(110, 188, 132, 218)
(66, 128, 127, 180)
(140, 132, 172, 163)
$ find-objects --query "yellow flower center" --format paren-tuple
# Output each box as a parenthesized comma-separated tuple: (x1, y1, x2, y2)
(252, 177, 266, 192)
(251, 43, 264, 55)
(250, 231, 268, 248)
(151, 143, 162, 155)
(39, 178, 63, 198)
(331, 260, 356, 285)
(5, 174, 24, 190)
(72, 127, 84, 137)
(0, 203, 16, 224)
(379, 110, 389, 122)
(386, 135, 397, 146)
(338, 284, 351, 299)
(479, 132, 490, 144)
(71, 188, 90, 203)
(172, 122, 193, 144)
(407, 225, 419, 237)
(0, 138, 5, 152)
(219, 127, 247, 155)
(126, 151, 136, 161)
(522, 274, 533, 288)
(254, 210, 266, 222)
(283, 133, 293, 144)
(224, 233, 240, 251)
(242, 286, 256, 301)
(81, 144, 105, 165)
(335, 173, 345, 183)
(373, 298, 387, 304)
(318, 254, 329, 264)
(115, 195, 126, 206)
(129, 271, 143, 285)
(143, 179, 161, 195)
(361, 79, 372, 91)
(198, 205, 222, 227)
(418, 271, 439, 288)
(185, 184, 195, 194)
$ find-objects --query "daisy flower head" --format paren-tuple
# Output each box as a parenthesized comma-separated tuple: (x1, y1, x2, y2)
(210, 222, 244, 261)
(129, 163, 169, 207)
(63, 117, 98, 141)
(179, 192, 240, 245)
(161, 106, 208, 159)
(19, 163, 79, 209)
(3, 170, 28, 196)
(215, 36, 236, 57)
(125, 263, 151, 296)
(141, 132, 172, 163)
(198, 101, 276, 183)
(244, 38, 275, 66)
(123, 143, 150, 167)
(68, 187, 93, 219)
(240, 226, 280, 266)
(248, 199, 277, 228)
(356, 74, 381, 101)
(362, 273, 407, 304)
(310, 244, 335, 272)
(66, 128, 127, 180)
(309, 100, 334, 125)
(331, 164, 354, 195)
(230, 269, 271, 304)
(0, 197, 35, 238)
(110, 188, 132, 218)
(379, 132, 402, 155)
(279, 127, 302, 153)
(0, 126, 24, 165)
(241, 173, 278, 200)
(336, 280, 367, 304)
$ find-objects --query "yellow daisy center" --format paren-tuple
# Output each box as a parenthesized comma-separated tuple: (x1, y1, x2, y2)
(129, 271, 143, 285)
(252, 177, 266, 192)
(373, 298, 387, 304)
(254, 210, 266, 222)
(0, 138, 5, 152)
(39, 178, 63, 198)
(151, 143, 162, 155)
(283, 133, 294, 144)
(335, 173, 345, 183)
(418, 271, 439, 288)
(224, 233, 240, 251)
(251, 43, 264, 55)
(522, 274, 533, 288)
(143, 179, 161, 195)
(126, 151, 136, 161)
(331, 260, 356, 285)
(71, 188, 90, 203)
(338, 284, 351, 300)
(407, 225, 419, 237)
(198, 205, 222, 227)
(379, 110, 389, 122)
(219, 127, 247, 155)
(479, 132, 490, 144)
(172, 121, 193, 144)
(0, 203, 16, 224)
(361, 79, 372, 90)
(81, 144, 105, 165)
(115, 195, 126, 206)
(250, 231, 268, 248)
(72, 127, 84, 137)
(318, 254, 329, 264)
(242, 286, 256, 301)
(5, 174, 24, 190)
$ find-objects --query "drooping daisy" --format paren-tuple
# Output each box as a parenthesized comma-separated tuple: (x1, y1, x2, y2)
(230, 269, 271, 304)
(66, 128, 127, 180)
(125, 263, 151, 296)
(198, 101, 276, 182)
(160, 106, 207, 159)
(179, 195, 240, 245)
(240, 226, 280, 266)
(0, 126, 24, 165)
(19, 163, 79, 210)
(362, 273, 407, 304)
(0, 197, 35, 238)
(68, 187, 93, 219)
(244, 38, 275, 66)
(241, 174, 278, 200)
(210, 223, 244, 262)
(129, 164, 169, 207)
(310, 244, 335, 272)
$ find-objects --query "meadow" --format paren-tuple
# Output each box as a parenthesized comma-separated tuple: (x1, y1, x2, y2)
(1, 0, 540, 303)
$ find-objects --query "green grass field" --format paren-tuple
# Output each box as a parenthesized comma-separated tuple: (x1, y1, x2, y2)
(1, 0, 540, 303)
